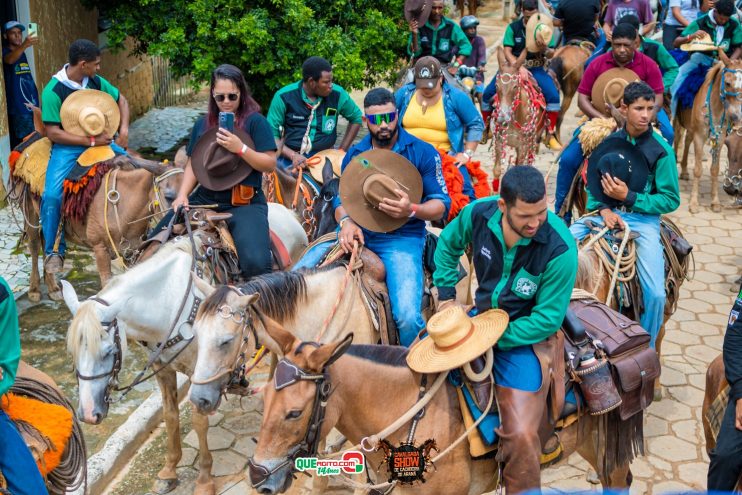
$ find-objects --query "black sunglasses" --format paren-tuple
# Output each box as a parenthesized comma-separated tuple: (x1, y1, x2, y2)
(214, 93, 239, 102)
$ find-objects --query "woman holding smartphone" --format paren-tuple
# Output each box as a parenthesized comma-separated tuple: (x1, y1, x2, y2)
(154, 64, 277, 279)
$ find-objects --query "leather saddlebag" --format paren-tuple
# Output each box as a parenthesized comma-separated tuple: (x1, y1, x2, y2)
(611, 347, 660, 420)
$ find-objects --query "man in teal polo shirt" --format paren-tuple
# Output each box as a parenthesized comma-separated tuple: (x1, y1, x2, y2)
(267, 56, 362, 170)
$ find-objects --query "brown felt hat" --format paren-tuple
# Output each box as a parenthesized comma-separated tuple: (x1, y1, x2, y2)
(405, 0, 433, 26)
(190, 126, 256, 191)
(591, 68, 640, 116)
(406, 306, 509, 373)
(60, 89, 120, 137)
(339, 149, 423, 233)
(305, 148, 345, 184)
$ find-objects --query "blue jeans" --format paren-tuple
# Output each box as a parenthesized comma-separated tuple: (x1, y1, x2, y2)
(530, 66, 560, 112)
(0, 410, 49, 495)
(40, 142, 127, 256)
(671, 52, 715, 119)
(656, 108, 674, 144)
(570, 212, 666, 347)
(293, 232, 426, 347)
(584, 29, 608, 68)
(555, 125, 585, 219)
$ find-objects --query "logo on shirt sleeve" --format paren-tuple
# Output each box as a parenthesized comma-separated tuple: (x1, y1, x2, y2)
(434, 155, 449, 194)
(730, 310, 740, 327)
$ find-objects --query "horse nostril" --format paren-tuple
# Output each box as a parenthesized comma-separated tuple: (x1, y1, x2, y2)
(198, 397, 212, 410)
(93, 412, 102, 424)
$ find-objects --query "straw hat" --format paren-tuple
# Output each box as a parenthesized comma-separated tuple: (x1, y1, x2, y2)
(305, 148, 345, 184)
(60, 89, 120, 137)
(404, 0, 432, 26)
(339, 149, 422, 233)
(590, 68, 640, 116)
(680, 31, 717, 52)
(190, 126, 256, 191)
(406, 306, 509, 373)
(526, 13, 554, 53)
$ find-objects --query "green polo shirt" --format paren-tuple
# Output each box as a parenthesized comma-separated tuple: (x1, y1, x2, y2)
(0, 277, 20, 397)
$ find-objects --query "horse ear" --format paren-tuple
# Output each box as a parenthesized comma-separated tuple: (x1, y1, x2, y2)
(191, 272, 216, 300)
(260, 314, 296, 356)
(322, 158, 335, 185)
(497, 46, 506, 68)
(306, 333, 354, 372)
(60, 280, 80, 316)
(236, 292, 260, 309)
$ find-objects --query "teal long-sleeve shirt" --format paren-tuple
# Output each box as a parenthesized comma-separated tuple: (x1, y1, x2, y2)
(586, 128, 680, 215)
(0, 277, 20, 397)
(433, 196, 578, 350)
(408, 17, 472, 60)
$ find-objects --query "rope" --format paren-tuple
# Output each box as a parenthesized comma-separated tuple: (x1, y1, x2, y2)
(103, 170, 123, 262)
(8, 377, 87, 494)
(579, 222, 635, 307)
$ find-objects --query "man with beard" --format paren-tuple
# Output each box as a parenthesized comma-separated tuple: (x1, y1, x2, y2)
(433, 165, 578, 493)
(294, 87, 449, 347)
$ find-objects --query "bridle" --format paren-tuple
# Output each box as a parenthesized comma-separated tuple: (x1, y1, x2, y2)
(247, 348, 332, 489)
(190, 290, 266, 394)
(74, 311, 123, 405)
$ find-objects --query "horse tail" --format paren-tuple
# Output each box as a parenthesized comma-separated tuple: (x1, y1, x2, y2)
(549, 55, 565, 88)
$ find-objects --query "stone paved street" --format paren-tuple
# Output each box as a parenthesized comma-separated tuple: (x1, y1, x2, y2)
(0, 206, 35, 297)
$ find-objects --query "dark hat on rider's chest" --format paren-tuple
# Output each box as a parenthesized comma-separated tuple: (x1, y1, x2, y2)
(190, 126, 256, 191)
(586, 136, 650, 207)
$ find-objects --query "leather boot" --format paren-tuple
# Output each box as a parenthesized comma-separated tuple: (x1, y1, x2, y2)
(467, 355, 493, 412)
(495, 384, 548, 494)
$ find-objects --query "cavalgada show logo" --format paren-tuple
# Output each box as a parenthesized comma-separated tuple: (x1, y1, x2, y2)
(294, 451, 365, 476)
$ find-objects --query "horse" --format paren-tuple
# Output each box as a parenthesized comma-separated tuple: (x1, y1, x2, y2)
(492, 46, 546, 184)
(548, 40, 594, 142)
(263, 165, 320, 240)
(673, 56, 742, 213)
(8, 152, 184, 302)
(60, 204, 307, 495)
(244, 321, 643, 495)
(722, 125, 742, 206)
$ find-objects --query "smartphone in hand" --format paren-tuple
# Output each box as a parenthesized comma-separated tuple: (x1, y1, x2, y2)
(27, 23, 38, 37)
(219, 112, 235, 132)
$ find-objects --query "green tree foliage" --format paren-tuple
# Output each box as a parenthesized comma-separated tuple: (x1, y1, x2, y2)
(83, 0, 409, 105)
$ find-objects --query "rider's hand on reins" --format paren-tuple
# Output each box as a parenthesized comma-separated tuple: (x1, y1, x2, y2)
(599, 208, 625, 230)
(339, 218, 364, 253)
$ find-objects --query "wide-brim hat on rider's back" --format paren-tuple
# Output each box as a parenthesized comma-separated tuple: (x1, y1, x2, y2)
(414, 56, 443, 89)
(60, 89, 121, 138)
(586, 135, 650, 207)
(190, 126, 256, 191)
(406, 306, 509, 373)
(404, 0, 433, 26)
(305, 148, 345, 184)
(525, 13, 554, 53)
(680, 31, 717, 52)
(590, 68, 640, 117)
(339, 149, 423, 233)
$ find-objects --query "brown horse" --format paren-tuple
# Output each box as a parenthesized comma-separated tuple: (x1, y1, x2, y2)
(722, 125, 742, 205)
(263, 166, 320, 240)
(673, 57, 742, 213)
(10, 154, 183, 302)
(246, 323, 641, 495)
(548, 41, 594, 142)
(492, 46, 546, 182)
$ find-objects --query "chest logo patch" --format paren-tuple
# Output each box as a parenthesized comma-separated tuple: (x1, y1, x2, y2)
(514, 277, 538, 297)
(324, 118, 336, 132)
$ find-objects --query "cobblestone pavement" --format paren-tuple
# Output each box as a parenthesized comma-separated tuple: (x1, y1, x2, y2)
(0, 206, 35, 297)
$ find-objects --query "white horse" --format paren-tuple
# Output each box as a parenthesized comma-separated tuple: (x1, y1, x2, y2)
(61, 203, 307, 495)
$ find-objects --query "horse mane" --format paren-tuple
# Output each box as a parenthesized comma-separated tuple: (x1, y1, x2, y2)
(67, 301, 107, 362)
(706, 62, 724, 89)
(345, 344, 409, 367)
(574, 248, 600, 293)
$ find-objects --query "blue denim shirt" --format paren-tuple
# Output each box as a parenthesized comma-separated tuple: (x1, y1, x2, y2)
(395, 82, 484, 154)
(334, 128, 451, 238)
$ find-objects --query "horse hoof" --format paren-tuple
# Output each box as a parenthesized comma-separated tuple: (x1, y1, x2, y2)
(586, 469, 600, 485)
(152, 478, 178, 494)
(48, 290, 64, 302)
(689, 204, 700, 214)
(712, 203, 722, 213)
(28, 291, 41, 303)
(680, 172, 689, 180)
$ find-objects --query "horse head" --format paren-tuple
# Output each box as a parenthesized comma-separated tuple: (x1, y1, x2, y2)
(312, 165, 340, 238)
(62, 280, 128, 424)
(247, 325, 353, 495)
(724, 126, 742, 198)
(719, 58, 742, 124)
(188, 275, 272, 414)
(495, 46, 527, 126)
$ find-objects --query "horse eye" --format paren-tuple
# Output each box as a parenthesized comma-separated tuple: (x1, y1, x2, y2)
(285, 409, 302, 420)
(219, 337, 234, 348)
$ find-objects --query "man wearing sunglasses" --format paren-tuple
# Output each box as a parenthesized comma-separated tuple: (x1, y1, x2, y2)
(267, 56, 362, 170)
(294, 88, 450, 347)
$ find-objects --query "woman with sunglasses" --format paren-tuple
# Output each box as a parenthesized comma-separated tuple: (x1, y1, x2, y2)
(154, 64, 277, 279)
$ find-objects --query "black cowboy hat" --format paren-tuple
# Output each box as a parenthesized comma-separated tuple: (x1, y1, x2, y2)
(586, 136, 649, 207)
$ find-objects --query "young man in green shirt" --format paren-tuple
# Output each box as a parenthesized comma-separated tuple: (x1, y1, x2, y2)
(407, 0, 472, 68)
(0, 276, 49, 494)
(40, 39, 130, 273)
(266, 56, 362, 170)
(570, 81, 680, 347)
(433, 165, 577, 493)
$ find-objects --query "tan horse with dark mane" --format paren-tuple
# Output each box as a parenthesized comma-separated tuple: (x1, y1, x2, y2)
(674, 55, 742, 213)
(492, 46, 546, 187)
(9, 151, 183, 302)
(243, 317, 644, 495)
(548, 41, 594, 142)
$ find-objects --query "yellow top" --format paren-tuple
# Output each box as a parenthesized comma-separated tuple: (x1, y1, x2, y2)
(402, 91, 450, 151)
